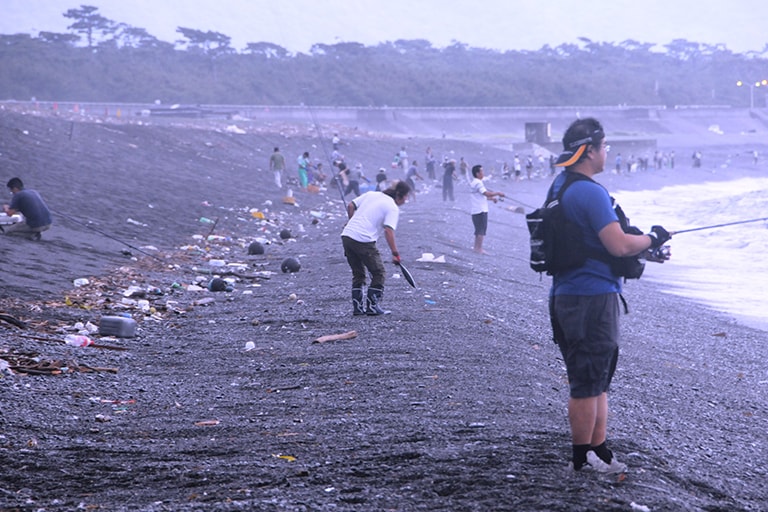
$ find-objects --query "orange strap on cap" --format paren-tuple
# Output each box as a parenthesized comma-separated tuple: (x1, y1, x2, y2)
(554, 144, 587, 167)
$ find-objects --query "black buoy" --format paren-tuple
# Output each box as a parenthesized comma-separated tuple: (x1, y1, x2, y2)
(209, 277, 229, 292)
(281, 257, 301, 273)
(248, 241, 265, 255)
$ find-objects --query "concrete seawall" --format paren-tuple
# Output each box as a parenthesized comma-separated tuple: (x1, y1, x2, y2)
(3, 101, 766, 152)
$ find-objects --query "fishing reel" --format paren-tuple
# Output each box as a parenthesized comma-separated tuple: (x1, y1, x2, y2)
(644, 244, 671, 263)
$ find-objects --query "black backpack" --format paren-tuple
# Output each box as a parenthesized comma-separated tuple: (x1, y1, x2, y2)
(526, 172, 645, 279)
(526, 172, 591, 275)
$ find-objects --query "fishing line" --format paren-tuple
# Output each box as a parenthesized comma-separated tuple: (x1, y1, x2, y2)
(266, 5, 348, 209)
(51, 208, 164, 261)
(672, 216, 768, 235)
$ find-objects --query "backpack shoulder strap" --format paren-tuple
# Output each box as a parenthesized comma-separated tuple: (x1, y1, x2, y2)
(546, 171, 595, 204)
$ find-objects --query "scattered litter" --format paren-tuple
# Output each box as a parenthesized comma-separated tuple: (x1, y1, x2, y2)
(194, 419, 220, 426)
(313, 330, 357, 344)
(99, 316, 137, 338)
(73, 278, 90, 287)
(126, 218, 148, 227)
(630, 503, 651, 512)
(64, 334, 94, 347)
(224, 124, 246, 134)
(244, 341, 256, 351)
(416, 253, 445, 263)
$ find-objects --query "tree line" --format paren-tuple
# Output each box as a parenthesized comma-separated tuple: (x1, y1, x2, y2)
(1, 4, 766, 108)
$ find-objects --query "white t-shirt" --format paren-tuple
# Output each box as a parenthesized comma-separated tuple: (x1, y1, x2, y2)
(341, 191, 399, 242)
(469, 177, 488, 214)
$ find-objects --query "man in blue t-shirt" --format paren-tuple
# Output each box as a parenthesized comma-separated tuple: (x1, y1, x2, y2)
(548, 118, 670, 474)
(3, 177, 52, 241)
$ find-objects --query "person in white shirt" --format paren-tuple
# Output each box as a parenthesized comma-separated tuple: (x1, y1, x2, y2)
(341, 181, 411, 315)
(469, 164, 505, 254)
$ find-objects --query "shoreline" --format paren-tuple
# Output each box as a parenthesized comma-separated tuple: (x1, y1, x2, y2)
(2, 108, 768, 510)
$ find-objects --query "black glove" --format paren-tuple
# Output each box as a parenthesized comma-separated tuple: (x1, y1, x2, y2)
(647, 225, 671, 248)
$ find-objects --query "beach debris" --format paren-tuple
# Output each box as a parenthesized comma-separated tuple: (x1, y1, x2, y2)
(208, 277, 230, 292)
(312, 330, 358, 344)
(244, 341, 256, 351)
(1, 350, 119, 375)
(98, 316, 137, 338)
(194, 419, 220, 426)
(416, 253, 446, 263)
(279, 228, 292, 240)
(73, 278, 90, 287)
(127, 218, 148, 227)
(248, 241, 265, 255)
(224, 124, 246, 134)
(281, 257, 301, 273)
(65, 334, 94, 347)
(0, 313, 27, 329)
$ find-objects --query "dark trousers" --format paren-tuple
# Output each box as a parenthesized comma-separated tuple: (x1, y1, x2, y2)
(344, 180, 361, 197)
(442, 174, 454, 201)
(342, 236, 386, 289)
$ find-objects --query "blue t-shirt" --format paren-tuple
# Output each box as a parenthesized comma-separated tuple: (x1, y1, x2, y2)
(550, 174, 621, 296)
(9, 189, 52, 229)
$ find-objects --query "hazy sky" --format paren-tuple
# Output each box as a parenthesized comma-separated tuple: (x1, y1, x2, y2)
(3, 0, 767, 54)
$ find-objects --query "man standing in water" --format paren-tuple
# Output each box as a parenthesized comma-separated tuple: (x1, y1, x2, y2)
(548, 118, 670, 473)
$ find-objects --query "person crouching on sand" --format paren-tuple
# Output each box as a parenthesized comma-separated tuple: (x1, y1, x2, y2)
(3, 177, 52, 241)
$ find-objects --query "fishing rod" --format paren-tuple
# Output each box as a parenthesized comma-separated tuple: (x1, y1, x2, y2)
(303, 102, 348, 209)
(672, 216, 768, 235)
(52, 208, 164, 261)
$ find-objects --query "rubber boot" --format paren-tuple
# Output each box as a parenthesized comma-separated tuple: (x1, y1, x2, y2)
(352, 288, 366, 316)
(366, 287, 391, 316)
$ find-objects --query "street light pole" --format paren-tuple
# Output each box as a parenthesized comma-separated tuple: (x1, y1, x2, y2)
(737, 79, 768, 109)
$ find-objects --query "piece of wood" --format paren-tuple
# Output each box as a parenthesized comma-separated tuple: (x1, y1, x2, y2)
(312, 330, 357, 344)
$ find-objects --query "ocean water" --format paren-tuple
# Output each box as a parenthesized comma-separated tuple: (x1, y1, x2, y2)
(613, 177, 768, 332)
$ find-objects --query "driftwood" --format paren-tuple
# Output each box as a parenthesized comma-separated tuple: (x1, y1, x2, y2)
(0, 313, 27, 329)
(312, 330, 358, 344)
(5, 357, 119, 375)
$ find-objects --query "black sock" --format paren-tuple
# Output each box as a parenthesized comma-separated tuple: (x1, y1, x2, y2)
(591, 442, 613, 464)
(572, 444, 590, 470)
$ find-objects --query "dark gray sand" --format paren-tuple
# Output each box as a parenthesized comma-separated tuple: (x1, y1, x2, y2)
(1, 107, 767, 511)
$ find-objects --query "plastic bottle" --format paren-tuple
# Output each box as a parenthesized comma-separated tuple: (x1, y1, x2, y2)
(64, 334, 94, 347)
